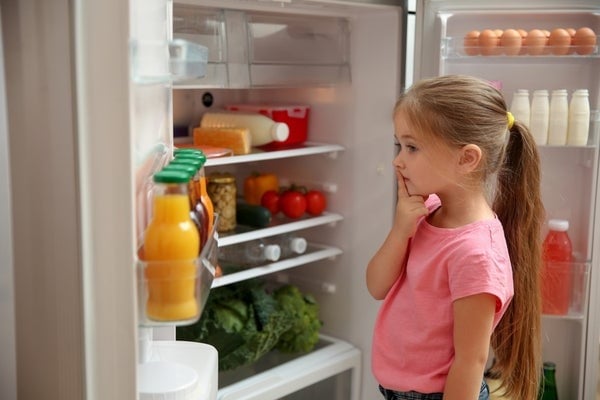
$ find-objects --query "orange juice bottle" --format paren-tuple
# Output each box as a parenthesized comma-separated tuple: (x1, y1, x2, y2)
(143, 169, 200, 322)
(171, 152, 214, 235)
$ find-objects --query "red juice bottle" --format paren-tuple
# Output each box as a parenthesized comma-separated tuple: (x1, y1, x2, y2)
(541, 219, 573, 315)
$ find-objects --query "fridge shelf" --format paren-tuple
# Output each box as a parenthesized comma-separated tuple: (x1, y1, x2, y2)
(217, 211, 344, 247)
(202, 142, 345, 167)
(217, 334, 360, 400)
(441, 36, 600, 60)
(213, 242, 343, 288)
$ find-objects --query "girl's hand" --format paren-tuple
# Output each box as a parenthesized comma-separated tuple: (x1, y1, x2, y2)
(392, 177, 429, 239)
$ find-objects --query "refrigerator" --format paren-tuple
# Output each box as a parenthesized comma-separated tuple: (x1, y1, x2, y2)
(1, 0, 599, 399)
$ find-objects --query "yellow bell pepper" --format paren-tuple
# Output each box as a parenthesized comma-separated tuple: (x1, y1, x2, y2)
(244, 172, 279, 205)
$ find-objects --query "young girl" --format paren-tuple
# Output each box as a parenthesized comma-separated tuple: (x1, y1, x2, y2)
(367, 75, 544, 400)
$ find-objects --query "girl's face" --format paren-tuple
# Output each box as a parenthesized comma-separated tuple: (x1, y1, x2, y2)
(392, 110, 461, 197)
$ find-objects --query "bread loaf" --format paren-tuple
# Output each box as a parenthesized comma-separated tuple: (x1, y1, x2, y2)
(193, 127, 251, 155)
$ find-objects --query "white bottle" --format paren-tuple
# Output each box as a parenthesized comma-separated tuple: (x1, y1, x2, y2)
(547, 89, 569, 146)
(529, 90, 550, 145)
(510, 89, 530, 129)
(567, 89, 591, 146)
(200, 111, 290, 146)
(266, 234, 308, 259)
(218, 239, 281, 268)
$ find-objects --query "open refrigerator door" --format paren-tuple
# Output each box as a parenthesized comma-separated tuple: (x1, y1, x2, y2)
(415, 0, 600, 398)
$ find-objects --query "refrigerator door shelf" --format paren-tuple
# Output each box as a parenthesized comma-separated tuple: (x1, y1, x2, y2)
(442, 35, 600, 59)
(131, 39, 209, 85)
(213, 242, 343, 288)
(217, 334, 360, 400)
(203, 142, 345, 167)
(139, 340, 218, 400)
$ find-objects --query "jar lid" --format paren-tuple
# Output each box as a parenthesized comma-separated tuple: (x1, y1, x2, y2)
(174, 151, 207, 165)
(208, 172, 235, 183)
(548, 219, 569, 232)
(153, 169, 191, 184)
(163, 163, 197, 176)
(170, 157, 202, 170)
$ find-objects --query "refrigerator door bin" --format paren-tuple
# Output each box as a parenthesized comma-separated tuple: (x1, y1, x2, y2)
(217, 334, 360, 400)
(172, 5, 351, 88)
(137, 217, 219, 327)
(541, 261, 590, 319)
(131, 39, 209, 84)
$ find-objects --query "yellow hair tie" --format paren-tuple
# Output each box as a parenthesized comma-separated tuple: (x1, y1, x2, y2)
(507, 111, 515, 129)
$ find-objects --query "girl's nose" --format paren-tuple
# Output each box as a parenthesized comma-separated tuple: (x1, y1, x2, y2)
(393, 152, 404, 169)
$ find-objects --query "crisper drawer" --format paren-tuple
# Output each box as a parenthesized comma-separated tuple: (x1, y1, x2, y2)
(217, 335, 360, 400)
(172, 5, 351, 87)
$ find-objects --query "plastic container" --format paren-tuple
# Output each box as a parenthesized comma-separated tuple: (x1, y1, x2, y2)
(142, 169, 200, 322)
(547, 89, 569, 146)
(218, 239, 281, 268)
(225, 104, 310, 149)
(567, 89, 591, 146)
(510, 89, 530, 129)
(266, 233, 308, 259)
(541, 219, 573, 315)
(530, 90, 549, 145)
(200, 111, 289, 147)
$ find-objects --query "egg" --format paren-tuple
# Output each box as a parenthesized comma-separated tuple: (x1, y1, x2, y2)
(494, 29, 504, 38)
(500, 29, 522, 56)
(479, 29, 500, 56)
(517, 29, 528, 55)
(525, 29, 548, 55)
(566, 28, 577, 54)
(573, 27, 597, 55)
(463, 30, 480, 56)
(548, 28, 571, 55)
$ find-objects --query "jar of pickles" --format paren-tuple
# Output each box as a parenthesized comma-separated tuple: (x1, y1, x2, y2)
(207, 172, 236, 232)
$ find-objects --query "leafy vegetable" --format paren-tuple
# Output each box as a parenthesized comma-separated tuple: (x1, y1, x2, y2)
(273, 285, 323, 354)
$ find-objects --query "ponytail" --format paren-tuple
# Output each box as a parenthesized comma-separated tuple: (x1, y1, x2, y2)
(489, 120, 545, 399)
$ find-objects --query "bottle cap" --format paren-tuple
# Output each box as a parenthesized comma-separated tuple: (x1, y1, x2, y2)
(170, 157, 202, 169)
(264, 244, 281, 262)
(153, 169, 191, 184)
(290, 237, 308, 254)
(174, 151, 207, 165)
(163, 163, 198, 176)
(548, 219, 569, 232)
(270, 123, 290, 142)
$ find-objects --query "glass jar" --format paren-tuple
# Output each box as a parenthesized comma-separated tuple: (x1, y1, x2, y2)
(207, 172, 236, 232)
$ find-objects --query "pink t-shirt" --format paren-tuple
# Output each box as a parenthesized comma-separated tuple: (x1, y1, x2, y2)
(371, 195, 513, 393)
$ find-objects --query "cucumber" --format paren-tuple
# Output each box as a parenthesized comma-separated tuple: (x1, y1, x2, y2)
(236, 203, 272, 228)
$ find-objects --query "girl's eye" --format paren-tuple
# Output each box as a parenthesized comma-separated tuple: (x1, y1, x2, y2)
(406, 144, 418, 152)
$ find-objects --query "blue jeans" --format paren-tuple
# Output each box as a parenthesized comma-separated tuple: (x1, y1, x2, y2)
(378, 380, 489, 400)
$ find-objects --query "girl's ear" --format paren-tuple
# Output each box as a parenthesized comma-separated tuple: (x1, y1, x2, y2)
(458, 144, 482, 173)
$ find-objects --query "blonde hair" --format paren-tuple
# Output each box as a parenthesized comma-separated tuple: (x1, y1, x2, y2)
(395, 75, 544, 399)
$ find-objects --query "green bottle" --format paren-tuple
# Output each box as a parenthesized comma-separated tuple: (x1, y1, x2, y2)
(538, 362, 558, 400)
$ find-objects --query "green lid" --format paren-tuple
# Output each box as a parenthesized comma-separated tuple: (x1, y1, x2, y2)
(170, 157, 202, 170)
(163, 163, 197, 176)
(175, 151, 207, 165)
(153, 169, 191, 184)
(174, 148, 202, 156)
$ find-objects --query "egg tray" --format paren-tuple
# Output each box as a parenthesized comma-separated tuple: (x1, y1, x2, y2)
(442, 36, 600, 58)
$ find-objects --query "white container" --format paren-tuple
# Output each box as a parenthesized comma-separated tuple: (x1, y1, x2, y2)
(266, 233, 308, 259)
(567, 89, 591, 146)
(530, 90, 550, 145)
(547, 89, 569, 146)
(200, 111, 289, 147)
(218, 239, 281, 268)
(510, 89, 530, 129)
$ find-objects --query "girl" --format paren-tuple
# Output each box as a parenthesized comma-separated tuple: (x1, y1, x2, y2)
(367, 75, 544, 400)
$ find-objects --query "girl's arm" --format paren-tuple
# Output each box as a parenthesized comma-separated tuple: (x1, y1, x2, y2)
(366, 179, 428, 300)
(444, 293, 496, 400)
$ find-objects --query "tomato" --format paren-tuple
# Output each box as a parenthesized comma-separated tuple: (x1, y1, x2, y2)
(279, 189, 307, 219)
(305, 190, 327, 216)
(260, 190, 280, 214)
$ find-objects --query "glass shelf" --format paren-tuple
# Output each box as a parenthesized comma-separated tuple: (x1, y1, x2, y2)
(217, 212, 344, 247)
(213, 242, 342, 288)
(203, 142, 344, 167)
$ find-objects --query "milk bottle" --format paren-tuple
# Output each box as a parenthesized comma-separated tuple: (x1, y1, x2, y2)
(547, 89, 569, 146)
